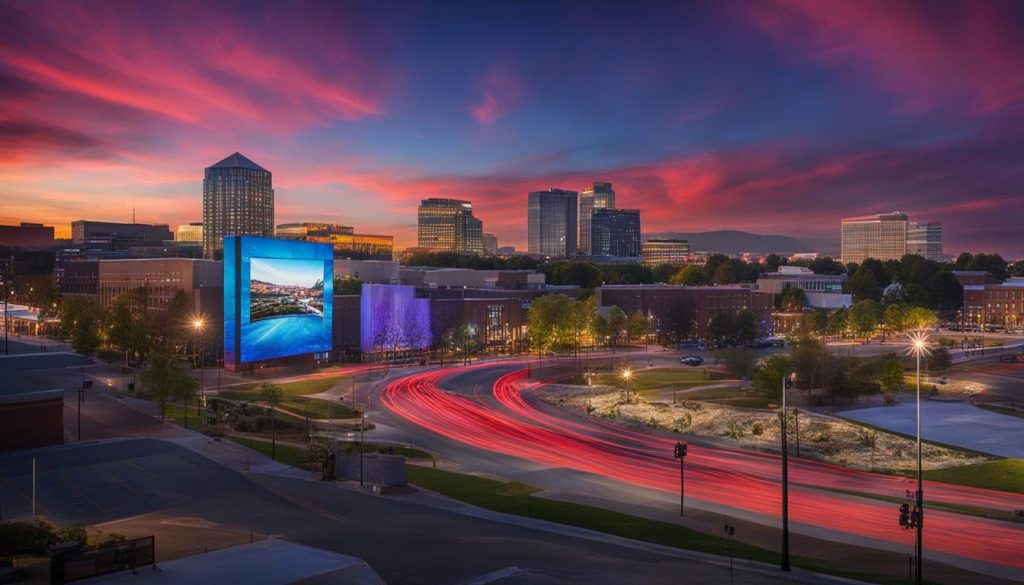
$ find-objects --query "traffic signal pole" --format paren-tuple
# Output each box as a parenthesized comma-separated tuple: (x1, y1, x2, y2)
(674, 441, 688, 516)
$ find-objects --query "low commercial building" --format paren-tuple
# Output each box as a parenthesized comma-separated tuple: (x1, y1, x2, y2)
(334, 260, 399, 283)
(0, 222, 55, 248)
(596, 284, 774, 341)
(431, 297, 523, 353)
(756, 266, 851, 309)
(963, 278, 1024, 331)
(952, 271, 995, 287)
(97, 258, 222, 318)
(278, 223, 394, 260)
(400, 267, 545, 289)
(642, 239, 689, 266)
(0, 365, 62, 452)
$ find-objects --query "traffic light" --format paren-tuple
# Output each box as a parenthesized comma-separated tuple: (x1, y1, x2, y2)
(674, 441, 688, 459)
(899, 503, 910, 528)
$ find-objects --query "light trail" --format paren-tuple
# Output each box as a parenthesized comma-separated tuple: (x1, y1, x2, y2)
(381, 367, 1024, 570)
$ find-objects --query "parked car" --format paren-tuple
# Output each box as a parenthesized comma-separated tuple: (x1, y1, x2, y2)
(680, 355, 704, 366)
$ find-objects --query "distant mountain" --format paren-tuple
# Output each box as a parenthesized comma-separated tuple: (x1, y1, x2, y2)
(643, 230, 812, 255)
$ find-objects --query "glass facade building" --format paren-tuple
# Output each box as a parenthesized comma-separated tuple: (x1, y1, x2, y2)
(417, 198, 483, 254)
(641, 238, 689, 266)
(840, 212, 908, 264)
(579, 181, 615, 255)
(527, 188, 578, 257)
(203, 152, 274, 259)
(591, 208, 641, 258)
(907, 221, 943, 262)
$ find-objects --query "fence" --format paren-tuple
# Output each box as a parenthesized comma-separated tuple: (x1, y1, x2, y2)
(50, 536, 155, 584)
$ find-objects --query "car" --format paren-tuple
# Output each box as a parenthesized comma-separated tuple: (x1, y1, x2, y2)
(680, 355, 704, 366)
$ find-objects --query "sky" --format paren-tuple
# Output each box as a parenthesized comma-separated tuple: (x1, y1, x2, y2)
(1, 0, 1023, 257)
(250, 257, 324, 288)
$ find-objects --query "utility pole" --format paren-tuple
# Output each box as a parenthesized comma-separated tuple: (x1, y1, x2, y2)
(781, 371, 795, 572)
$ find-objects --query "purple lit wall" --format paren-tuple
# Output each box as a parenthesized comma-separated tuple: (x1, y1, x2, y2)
(360, 284, 432, 353)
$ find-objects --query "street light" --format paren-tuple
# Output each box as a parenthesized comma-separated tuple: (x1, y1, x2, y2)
(906, 330, 931, 585)
(780, 370, 796, 572)
(192, 317, 205, 426)
(621, 368, 633, 404)
(584, 371, 594, 413)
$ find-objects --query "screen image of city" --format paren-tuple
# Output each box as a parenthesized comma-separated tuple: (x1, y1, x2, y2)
(250, 257, 325, 322)
(239, 253, 332, 363)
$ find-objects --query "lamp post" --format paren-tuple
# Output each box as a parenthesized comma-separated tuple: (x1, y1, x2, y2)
(192, 318, 205, 426)
(622, 367, 633, 404)
(907, 331, 931, 585)
(780, 370, 796, 572)
(585, 371, 594, 413)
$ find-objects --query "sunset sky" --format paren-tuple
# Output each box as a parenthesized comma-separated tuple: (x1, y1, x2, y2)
(2, 0, 1023, 256)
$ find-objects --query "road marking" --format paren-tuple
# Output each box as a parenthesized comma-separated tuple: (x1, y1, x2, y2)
(460, 566, 523, 585)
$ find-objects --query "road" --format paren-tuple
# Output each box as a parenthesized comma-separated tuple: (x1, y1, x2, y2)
(376, 361, 1024, 582)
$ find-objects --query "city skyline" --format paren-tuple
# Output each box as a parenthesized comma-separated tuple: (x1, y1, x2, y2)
(2, 1, 1024, 256)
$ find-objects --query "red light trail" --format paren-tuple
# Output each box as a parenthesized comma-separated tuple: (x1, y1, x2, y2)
(380, 366, 1024, 571)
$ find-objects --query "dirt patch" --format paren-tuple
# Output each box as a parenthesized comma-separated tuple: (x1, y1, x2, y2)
(539, 384, 989, 473)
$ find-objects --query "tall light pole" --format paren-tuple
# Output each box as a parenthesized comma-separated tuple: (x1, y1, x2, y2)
(907, 331, 931, 585)
(193, 317, 205, 425)
(780, 370, 796, 572)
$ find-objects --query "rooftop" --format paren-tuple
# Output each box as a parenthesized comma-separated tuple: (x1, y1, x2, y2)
(208, 152, 268, 172)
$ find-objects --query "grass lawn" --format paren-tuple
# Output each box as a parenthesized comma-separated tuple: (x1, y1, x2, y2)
(336, 442, 433, 460)
(594, 368, 718, 399)
(219, 391, 360, 420)
(975, 403, 1024, 420)
(228, 436, 307, 468)
(406, 466, 906, 585)
(923, 459, 1024, 495)
(161, 400, 205, 432)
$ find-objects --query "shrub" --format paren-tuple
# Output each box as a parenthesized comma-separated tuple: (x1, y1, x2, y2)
(727, 421, 742, 438)
(672, 413, 693, 432)
(0, 521, 58, 559)
(751, 421, 765, 436)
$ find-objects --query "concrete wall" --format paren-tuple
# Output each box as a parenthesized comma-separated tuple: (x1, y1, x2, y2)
(335, 453, 407, 486)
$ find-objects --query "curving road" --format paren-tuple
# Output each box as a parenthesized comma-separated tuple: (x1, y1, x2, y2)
(379, 363, 1024, 578)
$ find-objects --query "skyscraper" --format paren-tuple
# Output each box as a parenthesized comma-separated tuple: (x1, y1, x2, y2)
(482, 233, 498, 256)
(907, 221, 943, 262)
(527, 188, 578, 257)
(840, 212, 908, 264)
(202, 152, 274, 259)
(591, 208, 641, 258)
(417, 198, 483, 254)
(579, 181, 615, 255)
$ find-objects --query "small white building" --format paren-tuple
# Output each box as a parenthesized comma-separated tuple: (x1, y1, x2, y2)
(756, 266, 852, 309)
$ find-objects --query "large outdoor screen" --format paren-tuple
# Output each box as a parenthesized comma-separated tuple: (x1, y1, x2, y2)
(225, 236, 333, 368)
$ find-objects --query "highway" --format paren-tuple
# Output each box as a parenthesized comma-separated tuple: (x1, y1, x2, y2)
(377, 361, 1024, 580)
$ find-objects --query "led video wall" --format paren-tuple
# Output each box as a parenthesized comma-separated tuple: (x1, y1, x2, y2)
(225, 236, 334, 368)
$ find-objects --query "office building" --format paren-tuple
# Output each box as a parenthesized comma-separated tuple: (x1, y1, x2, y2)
(69, 220, 173, 259)
(840, 212, 908, 264)
(0, 223, 55, 248)
(840, 212, 943, 264)
(202, 152, 274, 259)
(756, 266, 852, 309)
(591, 209, 641, 258)
(579, 182, 615, 255)
(527, 188, 578, 257)
(277, 223, 393, 260)
(642, 239, 689, 266)
(96, 258, 222, 318)
(483, 233, 498, 256)
(417, 199, 483, 254)
(907, 221, 943, 262)
(175, 222, 203, 243)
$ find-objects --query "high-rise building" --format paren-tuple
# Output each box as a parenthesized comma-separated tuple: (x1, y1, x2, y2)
(579, 182, 615, 255)
(907, 221, 943, 262)
(527, 188, 578, 257)
(482, 233, 498, 255)
(277, 222, 393, 260)
(417, 198, 483, 254)
(590, 208, 641, 258)
(641, 238, 689, 266)
(840, 212, 908, 264)
(202, 152, 274, 259)
(175, 222, 203, 243)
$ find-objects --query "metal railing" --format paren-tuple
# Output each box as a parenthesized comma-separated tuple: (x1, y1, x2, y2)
(50, 536, 155, 584)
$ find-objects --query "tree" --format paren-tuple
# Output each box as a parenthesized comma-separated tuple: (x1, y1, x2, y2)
(905, 306, 937, 330)
(626, 310, 649, 347)
(1011, 260, 1024, 278)
(652, 263, 678, 284)
(876, 354, 904, 405)
(966, 253, 1008, 281)
(569, 296, 598, 355)
(606, 306, 627, 347)
(663, 301, 693, 346)
(670, 265, 709, 286)
(719, 349, 757, 379)
(927, 270, 963, 310)
(810, 309, 830, 337)
(259, 382, 285, 460)
(849, 300, 880, 338)
(712, 259, 745, 285)
(734, 308, 759, 346)
(72, 311, 102, 356)
(777, 287, 807, 312)
(882, 303, 907, 338)
(140, 352, 196, 421)
(763, 254, 787, 273)
(706, 311, 735, 348)
(526, 294, 573, 353)
(791, 336, 827, 392)
(752, 354, 794, 401)
(827, 308, 848, 339)
(845, 265, 880, 301)
(549, 262, 603, 289)
(928, 346, 952, 374)
(334, 275, 363, 295)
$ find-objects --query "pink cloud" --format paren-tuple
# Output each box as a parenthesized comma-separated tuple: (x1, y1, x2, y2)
(469, 68, 523, 125)
(738, 0, 1024, 115)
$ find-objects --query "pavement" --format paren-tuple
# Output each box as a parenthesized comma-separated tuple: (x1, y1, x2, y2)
(87, 539, 385, 585)
(841, 397, 1024, 458)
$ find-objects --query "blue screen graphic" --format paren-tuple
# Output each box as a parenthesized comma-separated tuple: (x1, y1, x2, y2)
(225, 236, 333, 366)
